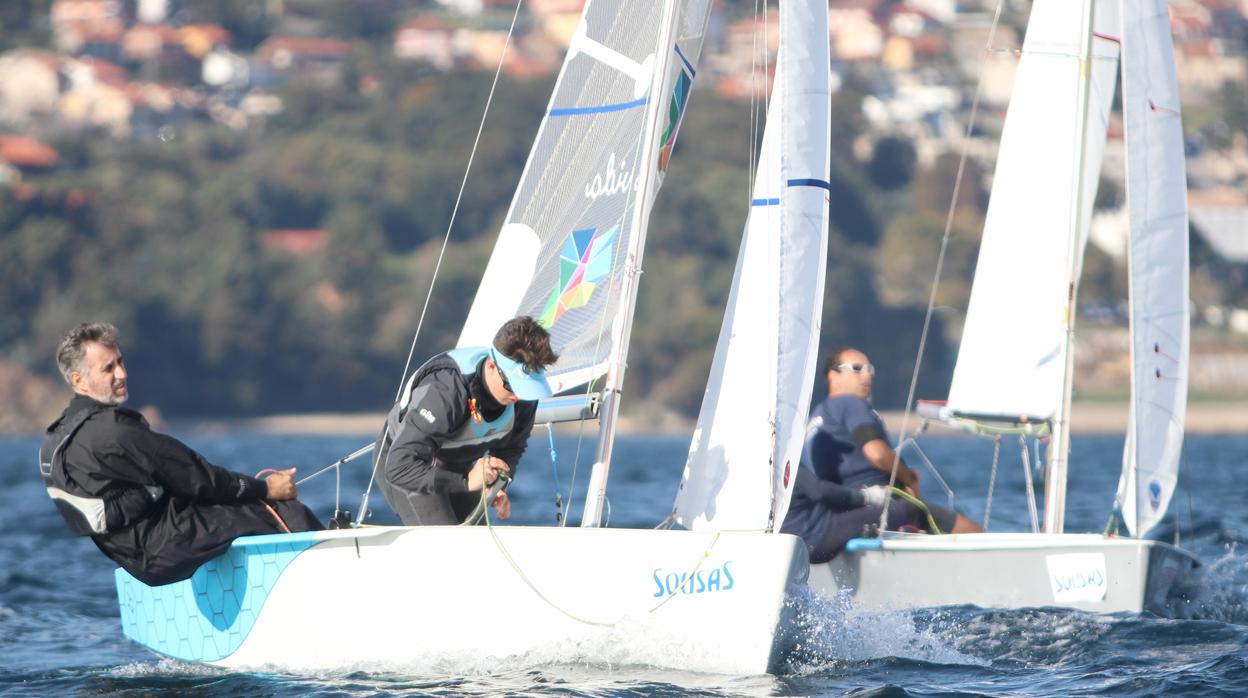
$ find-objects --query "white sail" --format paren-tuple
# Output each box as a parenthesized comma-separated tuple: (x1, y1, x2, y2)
(1116, 0, 1189, 538)
(947, 0, 1120, 423)
(458, 0, 711, 395)
(671, 0, 830, 532)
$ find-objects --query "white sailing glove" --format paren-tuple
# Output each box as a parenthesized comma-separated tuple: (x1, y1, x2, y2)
(861, 485, 891, 508)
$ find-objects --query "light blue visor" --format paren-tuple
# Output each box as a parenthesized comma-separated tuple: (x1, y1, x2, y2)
(490, 349, 552, 401)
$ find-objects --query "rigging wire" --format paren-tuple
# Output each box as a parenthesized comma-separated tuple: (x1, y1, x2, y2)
(880, 0, 1008, 532)
(1020, 433, 1041, 533)
(746, 0, 762, 198)
(391, 0, 527, 401)
(353, 0, 527, 526)
(983, 434, 1002, 530)
(545, 423, 564, 524)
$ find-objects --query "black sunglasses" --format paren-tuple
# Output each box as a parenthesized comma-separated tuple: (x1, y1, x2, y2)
(496, 360, 514, 393)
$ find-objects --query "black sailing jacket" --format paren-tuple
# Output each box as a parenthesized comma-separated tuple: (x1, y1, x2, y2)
(380, 351, 537, 496)
(44, 394, 320, 585)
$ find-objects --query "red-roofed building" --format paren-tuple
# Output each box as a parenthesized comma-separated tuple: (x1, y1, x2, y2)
(0, 136, 60, 171)
(394, 16, 458, 69)
(51, 0, 124, 52)
(264, 229, 330, 257)
(256, 37, 352, 85)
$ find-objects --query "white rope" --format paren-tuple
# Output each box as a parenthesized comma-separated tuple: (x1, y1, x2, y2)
(896, 437, 956, 509)
(354, 0, 526, 526)
(297, 442, 374, 486)
(983, 435, 1001, 530)
(391, 0, 527, 403)
(881, 0, 1008, 532)
(746, 0, 763, 198)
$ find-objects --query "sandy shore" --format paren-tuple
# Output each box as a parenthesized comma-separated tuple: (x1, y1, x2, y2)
(879, 401, 1248, 436)
(185, 400, 1248, 436)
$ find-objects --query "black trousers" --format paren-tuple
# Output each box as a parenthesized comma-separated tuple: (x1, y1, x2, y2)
(378, 475, 481, 525)
(808, 499, 922, 563)
(97, 497, 324, 586)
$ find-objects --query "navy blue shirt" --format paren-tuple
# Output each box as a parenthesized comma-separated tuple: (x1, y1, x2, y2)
(802, 394, 891, 488)
(780, 466, 865, 545)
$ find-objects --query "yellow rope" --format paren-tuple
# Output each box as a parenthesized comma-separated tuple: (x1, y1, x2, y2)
(889, 487, 944, 535)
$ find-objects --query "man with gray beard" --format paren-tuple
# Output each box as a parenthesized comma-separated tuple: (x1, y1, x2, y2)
(39, 322, 322, 586)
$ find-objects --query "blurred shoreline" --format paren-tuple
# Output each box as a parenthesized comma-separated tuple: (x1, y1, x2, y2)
(161, 400, 1248, 437)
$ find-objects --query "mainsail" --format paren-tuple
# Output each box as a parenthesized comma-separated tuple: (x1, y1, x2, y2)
(1116, 0, 1190, 538)
(671, 0, 831, 532)
(946, 0, 1121, 423)
(458, 0, 712, 394)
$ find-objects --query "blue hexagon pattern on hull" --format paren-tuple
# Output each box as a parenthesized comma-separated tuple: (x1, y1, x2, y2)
(115, 531, 322, 662)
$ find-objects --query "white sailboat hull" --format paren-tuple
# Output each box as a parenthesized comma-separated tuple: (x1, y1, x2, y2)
(116, 526, 809, 674)
(810, 532, 1196, 615)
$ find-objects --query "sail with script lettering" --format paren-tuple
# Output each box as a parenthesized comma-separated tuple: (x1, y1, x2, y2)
(670, 0, 831, 532)
(1115, 0, 1189, 538)
(458, 0, 712, 394)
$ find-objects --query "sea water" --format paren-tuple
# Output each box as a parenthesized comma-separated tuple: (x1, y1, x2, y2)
(2, 430, 1246, 696)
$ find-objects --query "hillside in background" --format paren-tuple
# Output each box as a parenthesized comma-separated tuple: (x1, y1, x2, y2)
(2, 0, 1246, 432)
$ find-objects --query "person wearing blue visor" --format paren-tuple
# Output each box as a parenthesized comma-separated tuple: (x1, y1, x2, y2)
(375, 316, 559, 525)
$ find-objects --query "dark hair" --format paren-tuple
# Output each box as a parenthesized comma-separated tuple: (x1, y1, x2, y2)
(56, 322, 120, 384)
(493, 316, 559, 373)
(824, 346, 853, 375)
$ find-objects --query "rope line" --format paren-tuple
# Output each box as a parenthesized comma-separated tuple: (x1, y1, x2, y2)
(889, 487, 942, 535)
(880, 0, 1007, 532)
(473, 469, 614, 627)
(983, 435, 1001, 530)
(546, 423, 564, 525)
(390, 0, 526, 404)
(352, 0, 526, 527)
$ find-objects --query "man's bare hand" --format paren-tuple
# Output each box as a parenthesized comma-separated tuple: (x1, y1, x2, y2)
(467, 456, 510, 491)
(903, 469, 921, 499)
(264, 468, 297, 500)
(491, 490, 511, 520)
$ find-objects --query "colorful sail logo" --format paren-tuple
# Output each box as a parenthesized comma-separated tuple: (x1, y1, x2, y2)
(659, 46, 695, 172)
(538, 224, 619, 328)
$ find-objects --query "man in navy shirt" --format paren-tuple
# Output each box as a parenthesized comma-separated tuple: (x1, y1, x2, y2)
(802, 346, 981, 536)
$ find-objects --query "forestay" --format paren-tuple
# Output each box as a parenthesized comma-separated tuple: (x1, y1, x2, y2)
(1115, 0, 1189, 538)
(458, 0, 712, 394)
(671, 0, 830, 532)
(947, 0, 1120, 424)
